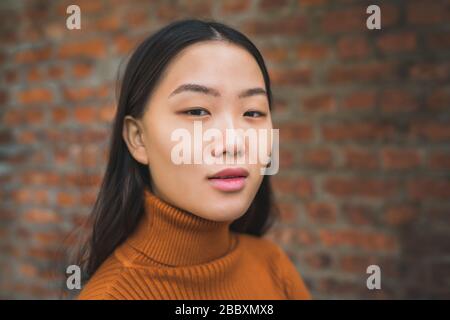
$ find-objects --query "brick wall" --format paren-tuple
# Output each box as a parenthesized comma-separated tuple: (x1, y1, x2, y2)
(1, 0, 449, 299)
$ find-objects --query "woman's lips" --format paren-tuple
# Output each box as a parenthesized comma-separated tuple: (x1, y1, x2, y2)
(207, 167, 249, 192)
(208, 176, 247, 192)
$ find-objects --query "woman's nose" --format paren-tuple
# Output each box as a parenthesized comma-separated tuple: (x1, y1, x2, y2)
(211, 134, 244, 159)
(210, 116, 245, 160)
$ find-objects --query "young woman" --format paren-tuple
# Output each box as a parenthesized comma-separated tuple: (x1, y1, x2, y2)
(75, 19, 311, 300)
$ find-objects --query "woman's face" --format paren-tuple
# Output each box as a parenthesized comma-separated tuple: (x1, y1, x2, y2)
(123, 41, 273, 222)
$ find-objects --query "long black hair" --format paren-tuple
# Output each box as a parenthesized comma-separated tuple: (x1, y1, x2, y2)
(69, 18, 279, 287)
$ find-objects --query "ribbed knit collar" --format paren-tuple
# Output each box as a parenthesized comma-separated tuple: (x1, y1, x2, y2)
(126, 188, 234, 267)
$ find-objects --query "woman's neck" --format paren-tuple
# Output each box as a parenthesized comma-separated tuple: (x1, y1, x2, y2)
(126, 188, 234, 266)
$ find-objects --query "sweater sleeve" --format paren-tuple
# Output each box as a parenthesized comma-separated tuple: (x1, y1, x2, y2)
(274, 245, 312, 300)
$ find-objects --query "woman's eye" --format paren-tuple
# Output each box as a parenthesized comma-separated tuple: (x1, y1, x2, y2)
(182, 108, 210, 116)
(244, 110, 266, 118)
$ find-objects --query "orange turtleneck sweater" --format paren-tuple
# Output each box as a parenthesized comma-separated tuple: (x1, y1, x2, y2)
(77, 189, 311, 300)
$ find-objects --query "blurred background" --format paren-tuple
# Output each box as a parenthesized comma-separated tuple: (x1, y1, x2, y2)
(0, 0, 449, 299)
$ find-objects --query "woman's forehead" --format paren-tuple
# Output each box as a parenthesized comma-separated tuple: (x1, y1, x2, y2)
(158, 41, 266, 95)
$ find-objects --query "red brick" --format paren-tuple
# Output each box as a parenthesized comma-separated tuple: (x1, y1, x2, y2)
(381, 89, 418, 112)
(0, 129, 12, 145)
(272, 176, 314, 198)
(53, 147, 70, 166)
(277, 203, 297, 223)
(384, 205, 418, 226)
(72, 62, 93, 78)
(0, 92, 7, 109)
(262, 45, 289, 63)
(13, 189, 49, 205)
(298, 0, 326, 6)
(75, 146, 101, 168)
(302, 93, 336, 112)
(306, 202, 337, 224)
(24, 209, 61, 224)
(63, 172, 102, 188)
(57, 192, 77, 207)
(321, 122, 395, 142)
(322, 4, 398, 34)
(407, 2, 447, 25)
(220, 0, 251, 13)
(303, 252, 332, 269)
(324, 177, 398, 198)
(74, 105, 97, 124)
(342, 91, 376, 110)
(63, 85, 109, 101)
(316, 278, 371, 297)
(428, 151, 450, 170)
(295, 229, 317, 246)
(337, 36, 369, 59)
(52, 107, 69, 122)
(339, 255, 399, 278)
(114, 35, 139, 55)
(273, 99, 288, 113)
(279, 148, 295, 169)
(4, 69, 18, 84)
(302, 147, 334, 169)
(45, 128, 109, 144)
(3, 110, 21, 125)
(266, 228, 295, 245)
(328, 62, 395, 84)
(426, 89, 450, 110)
(47, 65, 64, 79)
(15, 47, 51, 63)
(71, 214, 90, 229)
(342, 148, 379, 170)
(156, 2, 212, 20)
(243, 15, 308, 36)
(23, 109, 44, 125)
(377, 32, 416, 53)
(58, 39, 106, 59)
(427, 31, 450, 50)
(319, 229, 397, 252)
(28, 247, 63, 260)
(57, 0, 103, 15)
(33, 231, 65, 244)
(279, 122, 314, 142)
(409, 63, 450, 82)
(270, 67, 312, 85)
(17, 88, 52, 105)
(26, 68, 44, 82)
(98, 103, 116, 122)
(408, 179, 450, 200)
(410, 122, 450, 141)
(21, 171, 60, 185)
(322, 6, 366, 33)
(259, 0, 290, 9)
(342, 204, 375, 226)
(381, 148, 422, 170)
(297, 42, 330, 60)
(19, 264, 38, 278)
(339, 255, 375, 273)
(95, 14, 120, 31)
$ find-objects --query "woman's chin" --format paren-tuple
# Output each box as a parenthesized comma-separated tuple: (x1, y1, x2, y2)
(194, 203, 249, 222)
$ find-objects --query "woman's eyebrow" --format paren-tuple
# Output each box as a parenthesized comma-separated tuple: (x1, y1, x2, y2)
(168, 83, 267, 99)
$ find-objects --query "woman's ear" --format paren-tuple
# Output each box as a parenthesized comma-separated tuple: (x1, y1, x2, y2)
(122, 115, 149, 165)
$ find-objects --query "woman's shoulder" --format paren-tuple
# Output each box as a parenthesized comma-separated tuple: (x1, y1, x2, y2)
(235, 232, 312, 299)
(76, 253, 125, 300)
